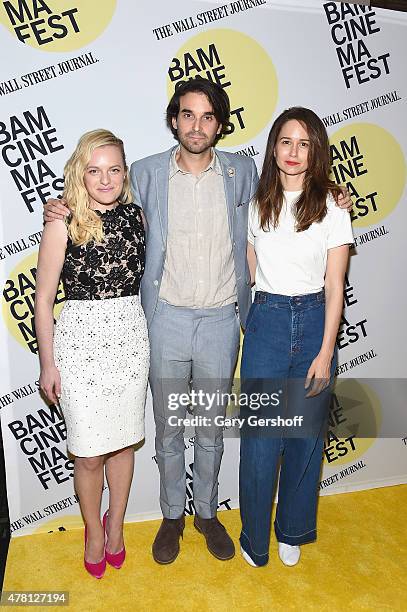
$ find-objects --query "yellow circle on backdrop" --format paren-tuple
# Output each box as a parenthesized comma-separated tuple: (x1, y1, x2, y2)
(167, 29, 278, 148)
(2, 251, 65, 354)
(324, 379, 381, 467)
(0, 0, 116, 52)
(330, 123, 406, 228)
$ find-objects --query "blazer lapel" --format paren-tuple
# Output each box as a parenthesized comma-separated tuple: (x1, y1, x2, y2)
(218, 152, 235, 241)
(155, 146, 177, 245)
(155, 165, 169, 246)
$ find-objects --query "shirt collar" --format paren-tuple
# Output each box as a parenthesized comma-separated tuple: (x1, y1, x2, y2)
(169, 146, 223, 178)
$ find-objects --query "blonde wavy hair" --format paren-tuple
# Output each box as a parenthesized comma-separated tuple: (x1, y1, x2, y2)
(64, 129, 133, 245)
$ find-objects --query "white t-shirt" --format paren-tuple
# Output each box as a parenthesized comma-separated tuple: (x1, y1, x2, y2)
(248, 190, 354, 296)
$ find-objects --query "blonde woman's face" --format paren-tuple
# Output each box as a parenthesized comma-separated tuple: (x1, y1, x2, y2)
(84, 145, 125, 210)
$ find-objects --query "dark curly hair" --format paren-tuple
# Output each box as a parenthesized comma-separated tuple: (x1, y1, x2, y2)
(166, 78, 232, 143)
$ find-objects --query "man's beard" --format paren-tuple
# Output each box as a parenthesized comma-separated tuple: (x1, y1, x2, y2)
(178, 131, 216, 154)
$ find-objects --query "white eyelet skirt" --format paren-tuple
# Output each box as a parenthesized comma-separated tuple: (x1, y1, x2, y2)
(54, 294, 150, 457)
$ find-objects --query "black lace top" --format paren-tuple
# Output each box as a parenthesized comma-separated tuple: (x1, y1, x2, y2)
(62, 203, 145, 300)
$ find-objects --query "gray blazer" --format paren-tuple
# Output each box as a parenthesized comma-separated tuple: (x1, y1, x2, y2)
(130, 146, 259, 328)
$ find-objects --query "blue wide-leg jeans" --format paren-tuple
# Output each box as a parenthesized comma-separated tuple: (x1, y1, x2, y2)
(239, 290, 336, 567)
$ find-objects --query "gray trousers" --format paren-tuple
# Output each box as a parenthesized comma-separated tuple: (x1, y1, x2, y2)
(149, 300, 240, 519)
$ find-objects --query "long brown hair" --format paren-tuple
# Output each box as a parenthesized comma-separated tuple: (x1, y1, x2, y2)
(256, 107, 341, 232)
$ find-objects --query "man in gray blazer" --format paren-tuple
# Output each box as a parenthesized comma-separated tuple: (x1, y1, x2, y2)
(131, 79, 257, 564)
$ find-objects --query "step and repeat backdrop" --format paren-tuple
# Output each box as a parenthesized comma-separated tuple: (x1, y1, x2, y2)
(0, 0, 406, 537)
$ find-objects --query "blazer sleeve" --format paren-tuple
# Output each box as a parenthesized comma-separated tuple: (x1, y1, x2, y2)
(249, 157, 259, 201)
(129, 162, 143, 209)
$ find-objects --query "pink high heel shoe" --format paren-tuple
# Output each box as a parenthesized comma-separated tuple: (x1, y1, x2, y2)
(84, 524, 106, 579)
(103, 510, 126, 569)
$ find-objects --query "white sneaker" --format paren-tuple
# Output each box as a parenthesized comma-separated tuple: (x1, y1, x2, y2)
(240, 545, 259, 567)
(278, 542, 301, 566)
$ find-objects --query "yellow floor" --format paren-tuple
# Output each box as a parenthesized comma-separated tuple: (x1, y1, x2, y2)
(4, 485, 407, 611)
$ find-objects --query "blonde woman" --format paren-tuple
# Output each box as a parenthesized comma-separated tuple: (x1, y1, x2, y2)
(35, 130, 149, 579)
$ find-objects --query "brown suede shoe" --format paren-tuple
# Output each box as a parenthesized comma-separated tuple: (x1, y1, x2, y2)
(194, 515, 235, 560)
(152, 516, 185, 564)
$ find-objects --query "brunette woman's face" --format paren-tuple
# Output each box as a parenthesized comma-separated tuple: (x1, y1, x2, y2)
(274, 120, 310, 183)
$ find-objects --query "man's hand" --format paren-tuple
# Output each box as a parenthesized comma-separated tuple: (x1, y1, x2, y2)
(336, 188, 353, 212)
(44, 198, 70, 223)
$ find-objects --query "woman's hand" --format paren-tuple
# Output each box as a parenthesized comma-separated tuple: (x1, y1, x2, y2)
(305, 352, 333, 397)
(39, 366, 62, 404)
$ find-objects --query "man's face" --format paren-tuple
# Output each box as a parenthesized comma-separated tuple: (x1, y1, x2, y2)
(172, 92, 222, 154)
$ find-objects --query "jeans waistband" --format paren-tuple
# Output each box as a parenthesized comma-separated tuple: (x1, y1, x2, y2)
(253, 290, 325, 308)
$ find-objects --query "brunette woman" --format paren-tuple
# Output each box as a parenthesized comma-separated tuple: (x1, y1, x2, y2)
(239, 108, 353, 568)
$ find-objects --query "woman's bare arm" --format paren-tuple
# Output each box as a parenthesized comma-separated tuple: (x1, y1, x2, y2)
(247, 242, 257, 286)
(305, 245, 349, 396)
(34, 220, 67, 402)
